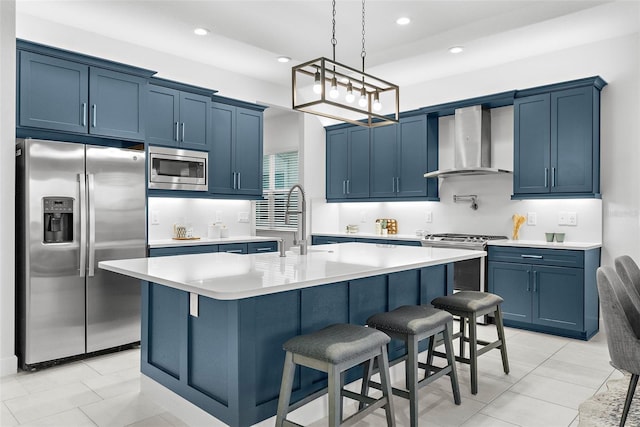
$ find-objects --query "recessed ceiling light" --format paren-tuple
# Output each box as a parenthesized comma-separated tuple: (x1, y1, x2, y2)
(396, 17, 411, 26)
(448, 46, 464, 54)
(277, 56, 291, 63)
(193, 28, 209, 36)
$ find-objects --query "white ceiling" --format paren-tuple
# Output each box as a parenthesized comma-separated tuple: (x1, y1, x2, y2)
(15, 0, 640, 88)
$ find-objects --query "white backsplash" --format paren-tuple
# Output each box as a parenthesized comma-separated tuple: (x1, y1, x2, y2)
(312, 173, 602, 243)
(148, 198, 253, 240)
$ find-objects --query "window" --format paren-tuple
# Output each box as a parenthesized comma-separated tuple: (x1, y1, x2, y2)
(255, 151, 299, 230)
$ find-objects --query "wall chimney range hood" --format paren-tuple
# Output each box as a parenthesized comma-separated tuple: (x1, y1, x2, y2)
(424, 105, 512, 178)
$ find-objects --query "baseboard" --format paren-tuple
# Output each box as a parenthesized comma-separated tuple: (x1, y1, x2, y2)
(0, 354, 18, 377)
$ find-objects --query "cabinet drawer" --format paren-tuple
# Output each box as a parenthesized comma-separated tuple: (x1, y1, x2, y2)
(149, 245, 218, 257)
(219, 243, 248, 254)
(488, 246, 583, 268)
(247, 241, 277, 254)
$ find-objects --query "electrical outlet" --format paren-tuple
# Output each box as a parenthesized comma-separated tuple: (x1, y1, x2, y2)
(215, 211, 222, 223)
(527, 212, 537, 226)
(558, 211, 567, 225)
(567, 212, 577, 226)
(151, 210, 160, 225)
(360, 210, 367, 223)
(237, 212, 249, 223)
(425, 211, 433, 223)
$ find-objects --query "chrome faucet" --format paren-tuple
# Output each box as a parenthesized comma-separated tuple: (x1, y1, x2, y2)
(285, 184, 307, 255)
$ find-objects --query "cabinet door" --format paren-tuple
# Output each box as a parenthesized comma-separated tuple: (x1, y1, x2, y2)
(234, 108, 263, 196)
(326, 129, 349, 199)
(397, 115, 428, 198)
(209, 103, 235, 193)
(532, 265, 584, 331)
(247, 241, 277, 254)
(219, 243, 248, 254)
(513, 94, 551, 195)
(89, 68, 146, 140)
(488, 262, 532, 323)
(369, 124, 398, 198)
(19, 51, 89, 133)
(146, 85, 180, 147)
(347, 127, 370, 199)
(551, 87, 593, 194)
(179, 92, 210, 151)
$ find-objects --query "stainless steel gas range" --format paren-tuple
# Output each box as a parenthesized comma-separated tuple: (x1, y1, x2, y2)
(421, 233, 508, 322)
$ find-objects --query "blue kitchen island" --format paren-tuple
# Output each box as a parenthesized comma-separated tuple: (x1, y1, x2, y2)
(99, 243, 485, 427)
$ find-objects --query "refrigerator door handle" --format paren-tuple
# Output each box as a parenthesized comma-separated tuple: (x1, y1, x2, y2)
(88, 174, 96, 277)
(78, 173, 87, 277)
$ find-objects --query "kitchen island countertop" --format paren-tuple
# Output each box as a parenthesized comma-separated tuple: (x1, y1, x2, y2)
(100, 242, 485, 300)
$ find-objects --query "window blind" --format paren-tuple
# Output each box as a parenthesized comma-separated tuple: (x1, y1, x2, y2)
(256, 151, 299, 230)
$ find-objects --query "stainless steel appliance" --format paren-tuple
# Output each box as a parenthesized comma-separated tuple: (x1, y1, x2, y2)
(148, 146, 208, 191)
(16, 138, 146, 369)
(421, 233, 507, 322)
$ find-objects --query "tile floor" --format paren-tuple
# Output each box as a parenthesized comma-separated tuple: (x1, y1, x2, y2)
(0, 325, 623, 427)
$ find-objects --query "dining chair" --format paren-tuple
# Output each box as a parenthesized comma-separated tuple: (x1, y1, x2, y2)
(596, 266, 640, 426)
(614, 255, 640, 307)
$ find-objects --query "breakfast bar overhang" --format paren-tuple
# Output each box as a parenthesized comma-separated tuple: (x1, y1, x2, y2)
(99, 243, 486, 427)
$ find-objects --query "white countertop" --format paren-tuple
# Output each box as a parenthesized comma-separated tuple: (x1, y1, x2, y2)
(148, 235, 277, 248)
(488, 239, 602, 250)
(100, 242, 485, 300)
(313, 232, 423, 242)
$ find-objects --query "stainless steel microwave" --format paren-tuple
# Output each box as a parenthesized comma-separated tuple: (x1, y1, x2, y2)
(148, 146, 208, 191)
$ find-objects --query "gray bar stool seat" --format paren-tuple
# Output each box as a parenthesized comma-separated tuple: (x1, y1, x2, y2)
(365, 305, 461, 427)
(431, 291, 510, 395)
(276, 323, 396, 427)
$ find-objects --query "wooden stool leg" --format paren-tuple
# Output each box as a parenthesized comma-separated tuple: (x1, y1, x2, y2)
(358, 358, 374, 411)
(276, 352, 296, 427)
(407, 336, 419, 427)
(328, 364, 342, 427)
(459, 316, 466, 358)
(443, 322, 461, 405)
(424, 332, 437, 380)
(494, 305, 510, 374)
(378, 347, 396, 427)
(469, 314, 478, 395)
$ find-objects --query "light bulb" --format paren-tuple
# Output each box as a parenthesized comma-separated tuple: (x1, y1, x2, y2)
(313, 71, 322, 95)
(345, 82, 355, 103)
(329, 77, 339, 99)
(373, 91, 382, 111)
(358, 87, 368, 108)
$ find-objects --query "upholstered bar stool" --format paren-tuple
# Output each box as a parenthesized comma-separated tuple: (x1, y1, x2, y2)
(431, 291, 509, 395)
(365, 305, 461, 427)
(275, 323, 396, 427)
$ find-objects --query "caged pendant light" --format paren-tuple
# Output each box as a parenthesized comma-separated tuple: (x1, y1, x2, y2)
(292, 0, 399, 128)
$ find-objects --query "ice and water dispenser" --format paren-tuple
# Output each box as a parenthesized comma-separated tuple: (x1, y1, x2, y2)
(43, 197, 73, 243)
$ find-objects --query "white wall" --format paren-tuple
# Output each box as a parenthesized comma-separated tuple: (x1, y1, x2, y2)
(0, 0, 17, 376)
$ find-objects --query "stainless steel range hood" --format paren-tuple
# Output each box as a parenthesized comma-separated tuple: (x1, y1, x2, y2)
(424, 105, 512, 178)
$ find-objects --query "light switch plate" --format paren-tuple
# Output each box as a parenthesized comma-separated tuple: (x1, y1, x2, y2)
(151, 210, 160, 225)
(425, 211, 433, 223)
(558, 211, 568, 225)
(237, 212, 249, 223)
(527, 212, 537, 225)
(215, 211, 223, 222)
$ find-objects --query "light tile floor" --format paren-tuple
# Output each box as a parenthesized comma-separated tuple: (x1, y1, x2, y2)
(0, 325, 623, 427)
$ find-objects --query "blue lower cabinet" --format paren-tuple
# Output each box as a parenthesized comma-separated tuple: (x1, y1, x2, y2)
(218, 243, 248, 254)
(140, 265, 447, 426)
(149, 242, 277, 257)
(149, 245, 218, 257)
(247, 241, 277, 254)
(488, 246, 599, 339)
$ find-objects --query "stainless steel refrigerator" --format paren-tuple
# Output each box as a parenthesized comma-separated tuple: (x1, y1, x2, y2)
(16, 138, 146, 369)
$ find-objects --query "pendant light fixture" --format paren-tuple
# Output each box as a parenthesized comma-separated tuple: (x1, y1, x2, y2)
(292, 0, 399, 127)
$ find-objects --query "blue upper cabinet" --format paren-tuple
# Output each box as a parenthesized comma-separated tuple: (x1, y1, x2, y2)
(89, 68, 146, 141)
(370, 114, 436, 200)
(513, 77, 605, 199)
(326, 126, 369, 200)
(329, 113, 438, 202)
(146, 78, 213, 150)
(18, 51, 89, 134)
(209, 97, 266, 198)
(17, 41, 154, 142)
